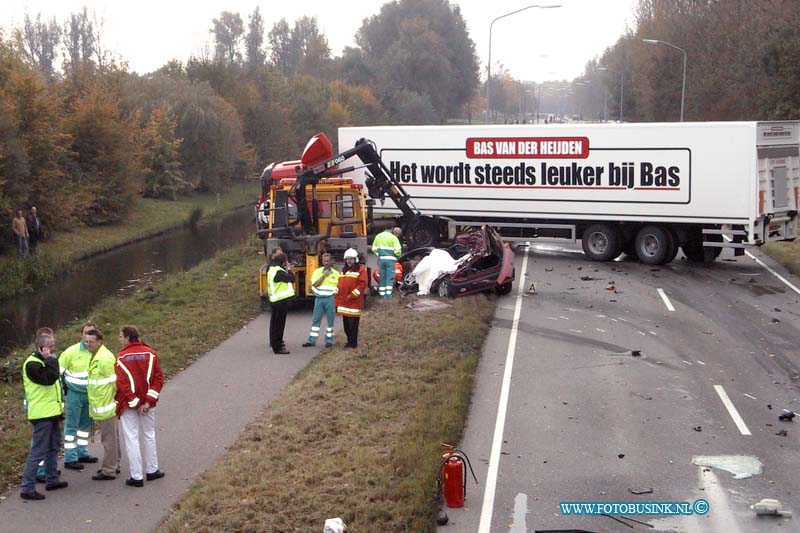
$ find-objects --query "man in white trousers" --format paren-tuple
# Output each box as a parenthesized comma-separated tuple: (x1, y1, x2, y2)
(115, 325, 165, 487)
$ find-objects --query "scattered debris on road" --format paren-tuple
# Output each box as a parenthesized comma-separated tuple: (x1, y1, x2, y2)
(776, 429, 788, 437)
(631, 392, 653, 400)
(779, 411, 796, 422)
(628, 487, 654, 495)
(692, 455, 763, 479)
(693, 426, 702, 432)
(751, 498, 792, 517)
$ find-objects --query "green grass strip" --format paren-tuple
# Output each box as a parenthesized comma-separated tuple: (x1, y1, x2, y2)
(0, 240, 263, 492)
(763, 240, 800, 278)
(160, 295, 495, 532)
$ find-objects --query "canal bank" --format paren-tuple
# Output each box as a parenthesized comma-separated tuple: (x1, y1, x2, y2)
(0, 182, 259, 302)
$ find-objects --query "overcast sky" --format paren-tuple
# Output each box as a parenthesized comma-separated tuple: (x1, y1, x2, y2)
(2, 0, 638, 82)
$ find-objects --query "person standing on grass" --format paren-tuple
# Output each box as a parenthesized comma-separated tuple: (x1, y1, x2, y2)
(26, 206, 42, 255)
(303, 253, 340, 348)
(12, 209, 29, 258)
(336, 248, 367, 349)
(20, 330, 68, 500)
(267, 251, 295, 354)
(83, 329, 121, 481)
(58, 322, 100, 470)
(116, 325, 165, 487)
(372, 227, 402, 299)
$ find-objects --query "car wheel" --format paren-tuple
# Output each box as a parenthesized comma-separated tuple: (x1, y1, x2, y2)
(495, 281, 513, 295)
(437, 276, 451, 298)
(408, 220, 437, 249)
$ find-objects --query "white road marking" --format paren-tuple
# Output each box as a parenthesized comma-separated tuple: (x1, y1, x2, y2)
(696, 360, 706, 366)
(745, 251, 800, 296)
(714, 385, 751, 436)
(683, 360, 693, 365)
(657, 288, 675, 311)
(568, 329, 583, 334)
(478, 245, 531, 533)
(743, 393, 757, 400)
(596, 328, 606, 333)
(723, 235, 800, 296)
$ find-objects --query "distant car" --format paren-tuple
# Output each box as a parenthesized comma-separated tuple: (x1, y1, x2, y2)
(400, 226, 515, 297)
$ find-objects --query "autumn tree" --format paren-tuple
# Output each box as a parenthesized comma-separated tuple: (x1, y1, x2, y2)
(245, 7, 266, 70)
(211, 11, 244, 66)
(65, 84, 139, 224)
(141, 107, 188, 200)
(15, 13, 61, 77)
(356, 0, 479, 121)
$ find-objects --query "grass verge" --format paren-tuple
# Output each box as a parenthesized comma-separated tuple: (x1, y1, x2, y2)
(0, 240, 263, 493)
(160, 294, 495, 533)
(0, 181, 259, 300)
(763, 240, 800, 278)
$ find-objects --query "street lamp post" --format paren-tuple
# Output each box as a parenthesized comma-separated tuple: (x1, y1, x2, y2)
(486, 4, 561, 123)
(597, 66, 624, 122)
(642, 39, 687, 121)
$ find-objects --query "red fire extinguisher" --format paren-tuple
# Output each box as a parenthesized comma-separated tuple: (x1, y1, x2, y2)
(438, 443, 478, 509)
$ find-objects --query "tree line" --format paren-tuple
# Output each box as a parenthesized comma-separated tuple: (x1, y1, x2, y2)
(0, 1, 479, 252)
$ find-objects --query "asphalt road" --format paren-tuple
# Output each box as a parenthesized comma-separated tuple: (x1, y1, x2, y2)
(439, 245, 800, 533)
(0, 307, 323, 532)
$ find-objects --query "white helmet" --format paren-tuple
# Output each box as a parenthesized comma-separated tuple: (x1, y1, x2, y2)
(344, 248, 358, 259)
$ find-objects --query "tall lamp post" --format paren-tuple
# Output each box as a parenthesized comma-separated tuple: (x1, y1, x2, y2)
(597, 66, 624, 122)
(642, 38, 687, 121)
(486, 4, 561, 123)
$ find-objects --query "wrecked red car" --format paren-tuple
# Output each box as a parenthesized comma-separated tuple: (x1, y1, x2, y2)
(400, 226, 515, 297)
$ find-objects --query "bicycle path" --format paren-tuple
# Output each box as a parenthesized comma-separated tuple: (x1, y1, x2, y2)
(0, 310, 318, 532)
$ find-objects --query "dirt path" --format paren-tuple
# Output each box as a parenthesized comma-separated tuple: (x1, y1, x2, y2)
(0, 310, 319, 532)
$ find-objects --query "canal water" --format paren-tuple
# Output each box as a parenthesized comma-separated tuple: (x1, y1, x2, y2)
(0, 208, 252, 355)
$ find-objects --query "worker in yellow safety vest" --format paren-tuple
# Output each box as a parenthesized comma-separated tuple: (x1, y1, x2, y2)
(302, 252, 340, 348)
(267, 250, 295, 354)
(372, 227, 402, 299)
(84, 328, 121, 481)
(20, 330, 68, 500)
(58, 322, 100, 470)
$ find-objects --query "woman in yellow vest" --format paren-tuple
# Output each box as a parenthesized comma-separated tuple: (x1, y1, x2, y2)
(20, 331, 68, 500)
(267, 251, 295, 354)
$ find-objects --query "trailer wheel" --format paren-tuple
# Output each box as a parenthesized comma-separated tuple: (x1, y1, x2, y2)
(664, 228, 679, 264)
(408, 221, 437, 249)
(581, 224, 620, 261)
(635, 225, 672, 265)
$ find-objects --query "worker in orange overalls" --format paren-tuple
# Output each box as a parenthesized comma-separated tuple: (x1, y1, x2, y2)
(335, 248, 367, 348)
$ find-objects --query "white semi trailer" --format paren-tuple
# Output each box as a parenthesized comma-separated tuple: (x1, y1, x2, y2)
(339, 122, 799, 264)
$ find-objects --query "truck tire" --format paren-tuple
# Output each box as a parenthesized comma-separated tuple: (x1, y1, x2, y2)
(407, 218, 440, 249)
(635, 225, 672, 265)
(581, 224, 620, 261)
(664, 228, 679, 264)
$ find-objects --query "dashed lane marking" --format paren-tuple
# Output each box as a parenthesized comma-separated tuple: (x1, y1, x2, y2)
(714, 385, 751, 436)
(657, 288, 675, 311)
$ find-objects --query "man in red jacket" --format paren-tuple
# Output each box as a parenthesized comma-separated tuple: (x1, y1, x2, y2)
(115, 325, 165, 487)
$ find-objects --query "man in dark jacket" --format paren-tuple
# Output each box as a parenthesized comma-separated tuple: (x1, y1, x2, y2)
(26, 206, 43, 255)
(20, 331, 68, 500)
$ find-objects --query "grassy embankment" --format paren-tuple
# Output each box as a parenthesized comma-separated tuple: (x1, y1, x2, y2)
(160, 295, 494, 532)
(763, 240, 800, 278)
(0, 182, 259, 300)
(0, 240, 263, 493)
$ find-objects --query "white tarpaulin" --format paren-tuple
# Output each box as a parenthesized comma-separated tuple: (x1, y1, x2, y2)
(412, 249, 470, 295)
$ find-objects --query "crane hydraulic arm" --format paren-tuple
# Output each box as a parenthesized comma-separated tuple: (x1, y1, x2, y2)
(292, 137, 444, 247)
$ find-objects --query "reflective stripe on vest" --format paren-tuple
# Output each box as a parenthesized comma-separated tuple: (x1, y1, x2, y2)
(311, 266, 340, 296)
(337, 305, 362, 316)
(268, 265, 295, 302)
(91, 401, 117, 415)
